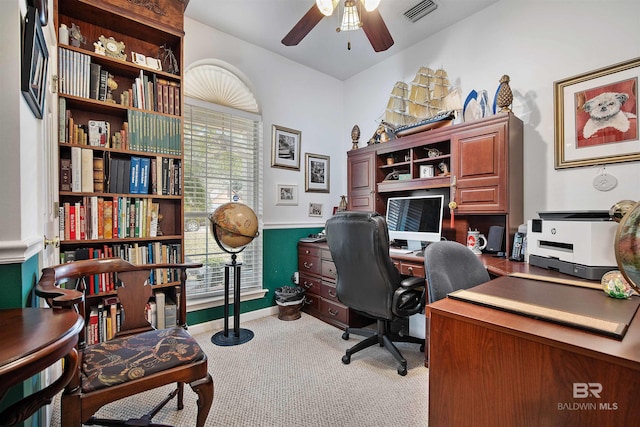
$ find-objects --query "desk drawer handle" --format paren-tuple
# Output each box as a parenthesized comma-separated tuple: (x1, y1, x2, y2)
(305, 250, 310, 254)
(328, 290, 336, 298)
(327, 308, 339, 317)
(328, 268, 336, 275)
(304, 298, 313, 305)
(407, 267, 413, 274)
(303, 281, 313, 289)
(303, 262, 313, 269)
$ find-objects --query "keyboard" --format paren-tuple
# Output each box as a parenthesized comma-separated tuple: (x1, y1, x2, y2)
(299, 236, 327, 243)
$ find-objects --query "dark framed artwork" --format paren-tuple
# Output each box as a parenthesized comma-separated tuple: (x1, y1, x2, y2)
(271, 125, 301, 170)
(22, 6, 49, 119)
(305, 153, 330, 193)
(554, 57, 639, 168)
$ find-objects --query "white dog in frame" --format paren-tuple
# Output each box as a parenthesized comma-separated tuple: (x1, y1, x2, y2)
(582, 92, 637, 139)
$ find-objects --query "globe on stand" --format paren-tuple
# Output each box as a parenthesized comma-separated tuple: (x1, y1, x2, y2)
(208, 202, 259, 346)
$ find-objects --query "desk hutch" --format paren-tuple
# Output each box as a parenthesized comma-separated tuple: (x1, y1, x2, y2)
(347, 112, 523, 255)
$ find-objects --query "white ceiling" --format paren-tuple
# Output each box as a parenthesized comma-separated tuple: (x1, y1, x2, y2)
(184, 0, 498, 81)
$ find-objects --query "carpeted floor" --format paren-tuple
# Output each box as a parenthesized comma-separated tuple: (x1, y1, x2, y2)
(51, 313, 429, 426)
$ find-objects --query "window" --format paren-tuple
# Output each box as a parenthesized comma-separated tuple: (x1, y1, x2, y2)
(183, 98, 263, 300)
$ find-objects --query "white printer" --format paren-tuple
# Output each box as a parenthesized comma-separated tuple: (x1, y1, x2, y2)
(527, 211, 618, 280)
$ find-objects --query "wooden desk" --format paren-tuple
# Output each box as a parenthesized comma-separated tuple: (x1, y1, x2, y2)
(0, 308, 84, 426)
(428, 277, 640, 427)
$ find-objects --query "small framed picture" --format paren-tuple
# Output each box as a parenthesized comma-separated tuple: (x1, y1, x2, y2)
(272, 125, 301, 170)
(305, 153, 330, 193)
(132, 52, 147, 66)
(308, 203, 323, 217)
(276, 184, 298, 206)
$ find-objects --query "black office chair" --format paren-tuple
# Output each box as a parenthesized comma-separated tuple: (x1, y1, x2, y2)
(325, 211, 425, 376)
(423, 240, 491, 303)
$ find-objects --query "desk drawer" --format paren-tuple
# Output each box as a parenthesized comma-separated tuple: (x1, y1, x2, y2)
(320, 281, 339, 302)
(321, 260, 337, 280)
(321, 299, 348, 324)
(302, 292, 320, 312)
(299, 273, 321, 295)
(299, 254, 320, 275)
(298, 245, 321, 258)
(399, 262, 425, 278)
(321, 248, 333, 261)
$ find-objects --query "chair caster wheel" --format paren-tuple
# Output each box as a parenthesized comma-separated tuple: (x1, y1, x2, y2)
(342, 332, 349, 340)
(342, 354, 351, 365)
(397, 366, 407, 376)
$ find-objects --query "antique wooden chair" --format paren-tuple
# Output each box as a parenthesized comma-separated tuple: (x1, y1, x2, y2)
(36, 258, 213, 427)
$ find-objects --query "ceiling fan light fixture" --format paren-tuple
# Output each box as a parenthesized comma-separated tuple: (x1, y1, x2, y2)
(316, 0, 338, 16)
(340, 0, 361, 32)
(362, 0, 381, 12)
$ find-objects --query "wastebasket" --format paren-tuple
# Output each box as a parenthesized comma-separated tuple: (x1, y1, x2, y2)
(275, 286, 305, 321)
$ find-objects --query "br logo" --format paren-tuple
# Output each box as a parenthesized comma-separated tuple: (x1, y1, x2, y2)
(573, 383, 602, 398)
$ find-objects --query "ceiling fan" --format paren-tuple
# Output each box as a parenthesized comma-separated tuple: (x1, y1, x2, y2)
(282, 0, 394, 52)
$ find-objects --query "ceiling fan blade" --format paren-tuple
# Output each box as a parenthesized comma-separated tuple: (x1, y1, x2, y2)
(361, 9, 394, 52)
(282, 4, 325, 46)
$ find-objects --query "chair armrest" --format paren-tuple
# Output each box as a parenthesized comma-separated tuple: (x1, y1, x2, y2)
(35, 268, 84, 309)
(399, 276, 425, 290)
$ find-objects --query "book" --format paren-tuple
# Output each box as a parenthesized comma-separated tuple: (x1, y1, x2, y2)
(71, 146, 82, 192)
(139, 157, 150, 194)
(81, 149, 94, 193)
(164, 296, 177, 328)
(93, 156, 104, 192)
(155, 291, 166, 329)
(103, 200, 113, 239)
(98, 69, 108, 102)
(60, 157, 72, 191)
(129, 156, 141, 194)
(88, 120, 108, 147)
(89, 63, 101, 100)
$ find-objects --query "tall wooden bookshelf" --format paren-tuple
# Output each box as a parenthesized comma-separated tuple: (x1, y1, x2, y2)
(54, 0, 187, 342)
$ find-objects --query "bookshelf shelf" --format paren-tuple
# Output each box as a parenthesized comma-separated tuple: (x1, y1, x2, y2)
(55, 0, 186, 341)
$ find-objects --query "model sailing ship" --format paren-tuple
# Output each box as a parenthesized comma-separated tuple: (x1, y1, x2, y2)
(383, 66, 460, 137)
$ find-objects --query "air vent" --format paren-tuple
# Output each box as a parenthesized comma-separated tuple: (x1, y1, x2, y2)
(404, 0, 438, 23)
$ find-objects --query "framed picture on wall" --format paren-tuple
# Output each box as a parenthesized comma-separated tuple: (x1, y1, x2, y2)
(308, 203, 323, 217)
(271, 125, 301, 170)
(276, 184, 298, 205)
(21, 6, 49, 119)
(305, 153, 330, 193)
(554, 57, 640, 169)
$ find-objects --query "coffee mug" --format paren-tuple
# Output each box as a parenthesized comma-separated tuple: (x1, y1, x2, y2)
(467, 230, 487, 255)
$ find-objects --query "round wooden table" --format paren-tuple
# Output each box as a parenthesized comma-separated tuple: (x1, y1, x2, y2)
(0, 308, 83, 426)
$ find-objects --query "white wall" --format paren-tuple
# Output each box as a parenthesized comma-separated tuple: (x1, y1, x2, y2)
(344, 0, 640, 222)
(185, 18, 346, 229)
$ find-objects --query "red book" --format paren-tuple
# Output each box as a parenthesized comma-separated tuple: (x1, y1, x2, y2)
(69, 205, 76, 240)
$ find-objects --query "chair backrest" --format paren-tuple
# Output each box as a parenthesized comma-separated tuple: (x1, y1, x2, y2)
(423, 241, 491, 303)
(36, 258, 200, 343)
(325, 211, 401, 320)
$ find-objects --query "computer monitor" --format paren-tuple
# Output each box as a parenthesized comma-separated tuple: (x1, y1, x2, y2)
(385, 194, 444, 251)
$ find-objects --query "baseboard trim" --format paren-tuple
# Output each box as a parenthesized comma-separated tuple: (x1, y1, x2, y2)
(187, 305, 279, 336)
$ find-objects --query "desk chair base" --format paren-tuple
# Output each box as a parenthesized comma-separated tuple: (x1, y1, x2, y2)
(341, 320, 424, 376)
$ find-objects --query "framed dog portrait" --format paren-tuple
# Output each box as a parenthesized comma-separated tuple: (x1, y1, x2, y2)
(305, 153, 330, 193)
(554, 57, 640, 168)
(271, 125, 301, 170)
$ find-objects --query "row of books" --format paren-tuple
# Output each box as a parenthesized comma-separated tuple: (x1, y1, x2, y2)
(61, 149, 182, 196)
(58, 47, 92, 99)
(57, 47, 182, 116)
(61, 242, 183, 289)
(59, 196, 160, 241)
(108, 156, 182, 196)
(85, 292, 177, 345)
(59, 97, 129, 147)
(132, 70, 181, 116)
(126, 110, 181, 155)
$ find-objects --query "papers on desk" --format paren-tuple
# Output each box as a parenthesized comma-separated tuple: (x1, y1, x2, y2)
(389, 248, 413, 254)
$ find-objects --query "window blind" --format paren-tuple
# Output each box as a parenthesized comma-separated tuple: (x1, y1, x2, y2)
(183, 99, 263, 298)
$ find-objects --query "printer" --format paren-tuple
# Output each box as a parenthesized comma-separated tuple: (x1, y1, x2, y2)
(527, 211, 618, 280)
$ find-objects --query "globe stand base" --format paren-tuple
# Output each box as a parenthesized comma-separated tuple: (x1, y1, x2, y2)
(211, 328, 254, 346)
